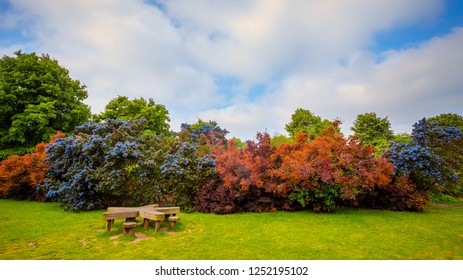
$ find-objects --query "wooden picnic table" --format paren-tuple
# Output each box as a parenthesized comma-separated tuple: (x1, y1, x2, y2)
(102, 204, 180, 232)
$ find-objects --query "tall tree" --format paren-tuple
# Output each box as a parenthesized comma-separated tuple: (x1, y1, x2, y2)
(0, 51, 91, 159)
(351, 112, 394, 154)
(428, 113, 463, 132)
(285, 108, 331, 139)
(95, 95, 170, 135)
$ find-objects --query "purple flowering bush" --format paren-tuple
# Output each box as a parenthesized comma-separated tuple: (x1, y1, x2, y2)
(388, 118, 462, 196)
(41, 118, 167, 211)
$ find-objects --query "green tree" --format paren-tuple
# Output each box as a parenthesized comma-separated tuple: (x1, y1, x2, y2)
(95, 95, 170, 135)
(0, 51, 91, 159)
(351, 112, 394, 153)
(285, 108, 331, 139)
(270, 132, 293, 147)
(428, 113, 463, 132)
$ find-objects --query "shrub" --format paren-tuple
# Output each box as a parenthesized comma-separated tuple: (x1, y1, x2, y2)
(161, 136, 217, 212)
(388, 118, 463, 195)
(360, 176, 427, 211)
(196, 133, 298, 214)
(0, 132, 64, 200)
(271, 126, 395, 212)
(41, 118, 167, 211)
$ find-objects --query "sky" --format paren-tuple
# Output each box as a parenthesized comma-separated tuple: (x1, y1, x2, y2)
(1, 0, 462, 140)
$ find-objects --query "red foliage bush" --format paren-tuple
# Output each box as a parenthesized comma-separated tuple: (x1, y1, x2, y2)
(359, 175, 427, 211)
(0, 132, 65, 200)
(271, 127, 395, 211)
(196, 133, 299, 213)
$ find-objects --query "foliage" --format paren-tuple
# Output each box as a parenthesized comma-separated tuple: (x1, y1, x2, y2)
(180, 119, 229, 146)
(428, 113, 463, 132)
(431, 194, 463, 204)
(0, 132, 65, 200)
(284, 108, 332, 139)
(351, 112, 394, 155)
(157, 120, 229, 212)
(94, 95, 171, 135)
(388, 118, 463, 196)
(160, 131, 217, 212)
(421, 114, 463, 197)
(393, 132, 412, 144)
(196, 133, 297, 214)
(41, 118, 166, 211)
(0, 51, 91, 159)
(270, 133, 293, 147)
(272, 125, 395, 212)
(351, 112, 394, 143)
(360, 175, 427, 211)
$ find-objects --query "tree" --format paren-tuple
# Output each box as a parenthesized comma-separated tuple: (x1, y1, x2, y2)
(285, 108, 332, 139)
(270, 133, 293, 147)
(180, 119, 229, 145)
(0, 51, 91, 159)
(94, 95, 170, 135)
(351, 112, 394, 153)
(428, 113, 463, 132)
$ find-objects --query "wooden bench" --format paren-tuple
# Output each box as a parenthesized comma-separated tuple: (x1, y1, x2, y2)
(139, 209, 165, 232)
(102, 205, 180, 232)
(123, 222, 137, 235)
(102, 210, 138, 231)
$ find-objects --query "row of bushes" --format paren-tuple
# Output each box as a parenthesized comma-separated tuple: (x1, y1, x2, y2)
(0, 117, 461, 213)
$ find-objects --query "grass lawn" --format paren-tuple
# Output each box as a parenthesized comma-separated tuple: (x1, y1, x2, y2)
(0, 199, 462, 260)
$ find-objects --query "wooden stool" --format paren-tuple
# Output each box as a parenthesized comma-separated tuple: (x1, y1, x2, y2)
(168, 216, 180, 229)
(123, 222, 137, 235)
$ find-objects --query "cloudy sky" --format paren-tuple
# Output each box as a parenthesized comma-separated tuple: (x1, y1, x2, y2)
(1, 0, 462, 140)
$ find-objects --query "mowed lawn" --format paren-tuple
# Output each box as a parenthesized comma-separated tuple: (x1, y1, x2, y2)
(0, 199, 462, 260)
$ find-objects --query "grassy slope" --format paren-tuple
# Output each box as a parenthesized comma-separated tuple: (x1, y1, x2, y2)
(0, 199, 462, 260)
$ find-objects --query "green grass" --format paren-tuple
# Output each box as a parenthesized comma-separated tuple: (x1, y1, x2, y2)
(1, 199, 462, 260)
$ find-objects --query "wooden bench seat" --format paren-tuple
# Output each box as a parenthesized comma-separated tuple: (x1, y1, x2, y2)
(102, 210, 139, 231)
(123, 222, 137, 235)
(168, 216, 180, 229)
(139, 209, 165, 232)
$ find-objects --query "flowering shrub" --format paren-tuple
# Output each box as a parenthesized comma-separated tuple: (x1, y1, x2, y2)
(388, 118, 462, 196)
(161, 137, 217, 212)
(41, 118, 166, 211)
(0, 132, 65, 200)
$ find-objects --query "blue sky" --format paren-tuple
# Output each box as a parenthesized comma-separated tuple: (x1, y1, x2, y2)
(1, 0, 463, 140)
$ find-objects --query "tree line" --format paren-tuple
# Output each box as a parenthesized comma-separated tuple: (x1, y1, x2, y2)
(1, 51, 462, 212)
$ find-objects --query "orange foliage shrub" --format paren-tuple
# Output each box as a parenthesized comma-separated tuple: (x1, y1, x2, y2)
(0, 132, 65, 200)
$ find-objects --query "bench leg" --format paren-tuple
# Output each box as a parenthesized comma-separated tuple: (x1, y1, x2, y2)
(154, 221, 161, 232)
(170, 221, 176, 229)
(106, 220, 113, 231)
(123, 227, 135, 235)
(144, 218, 150, 230)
